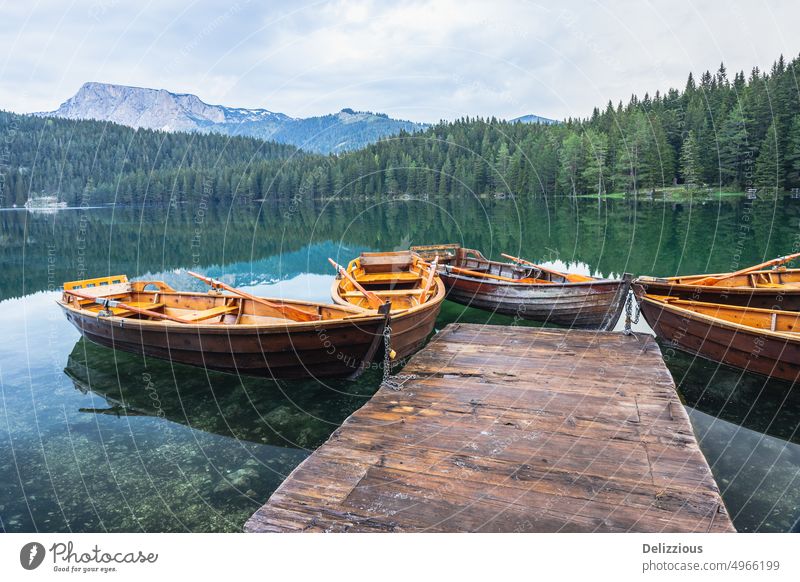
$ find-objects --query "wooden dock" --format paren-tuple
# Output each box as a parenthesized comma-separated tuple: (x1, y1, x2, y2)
(245, 324, 735, 533)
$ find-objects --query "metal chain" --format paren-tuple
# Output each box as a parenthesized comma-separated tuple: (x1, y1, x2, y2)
(623, 291, 641, 335)
(380, 324, 417, 391)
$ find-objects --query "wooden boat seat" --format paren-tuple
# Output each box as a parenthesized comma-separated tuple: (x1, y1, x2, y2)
(342, 289, 424, 298)
(359, 253, 414, 274)
(89, 301, 166, 318)
(356, 272, 421, 283)
(181, 304, 239, 322)
(77, 292, 130, 307)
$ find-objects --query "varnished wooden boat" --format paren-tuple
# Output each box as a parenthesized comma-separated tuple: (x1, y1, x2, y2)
(330, 251, 445, 361)
(411, 244, 631, 330)
(637, 294, 800, 385)
(57, 274, 396, 380)
(635, 253, 800, 310)
(636, 268, 800, 310)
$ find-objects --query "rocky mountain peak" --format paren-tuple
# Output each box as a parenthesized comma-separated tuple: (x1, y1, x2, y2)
(40, 82, 428, 153)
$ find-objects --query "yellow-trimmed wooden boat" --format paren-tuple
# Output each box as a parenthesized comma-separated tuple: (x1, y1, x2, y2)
(57, 274, 395, 379)
(330, 251, 445, 360)
(637, 293, 800, 384)
(635, 253, 800, 310)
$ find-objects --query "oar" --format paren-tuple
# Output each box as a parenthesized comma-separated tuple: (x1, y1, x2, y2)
(65, 288, 193, 324)
(500, 253, 594, 283)
(418, 255, 439, 304)
(445, 264, 553, 284)
(328, 259, 385, 309)
(692, 252, 800, 286)
(186, 271, 320, 322)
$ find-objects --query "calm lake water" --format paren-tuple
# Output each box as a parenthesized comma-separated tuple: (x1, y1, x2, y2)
(1, 194, 799, 532)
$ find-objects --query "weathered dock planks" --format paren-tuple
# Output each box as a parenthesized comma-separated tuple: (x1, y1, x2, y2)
(245, 324, 735, 533)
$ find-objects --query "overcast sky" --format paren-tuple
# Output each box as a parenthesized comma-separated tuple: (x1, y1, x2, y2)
(1, 0, 798, 123)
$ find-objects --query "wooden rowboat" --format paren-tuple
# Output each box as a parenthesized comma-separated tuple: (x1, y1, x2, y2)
(636, 268, 800, 310)
(637, 293, 800, 385)
(330, 251, 445, 361)
(635, 253, 800, 310)
(57, 274, 395, 380)
(411, 244, 632, 330)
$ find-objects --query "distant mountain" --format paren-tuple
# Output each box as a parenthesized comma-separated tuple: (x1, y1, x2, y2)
(510, 113, 558, 125)
(40, 82, 427, 154)
(267, 108, 421, 155)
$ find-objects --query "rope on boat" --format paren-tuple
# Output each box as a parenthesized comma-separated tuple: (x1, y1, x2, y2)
(380, 324, 417, 391)
(623, 291, 641, 335)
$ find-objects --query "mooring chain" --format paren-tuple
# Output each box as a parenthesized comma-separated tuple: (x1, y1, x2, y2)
(380, 323, 417, 391)
(623, 291, 641, 335)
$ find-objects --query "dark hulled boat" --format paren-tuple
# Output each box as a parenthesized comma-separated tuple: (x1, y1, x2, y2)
(412, 245, 631, 330)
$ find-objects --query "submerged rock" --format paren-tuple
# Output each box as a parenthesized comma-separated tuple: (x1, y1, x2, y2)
(212, 467, 260, 494)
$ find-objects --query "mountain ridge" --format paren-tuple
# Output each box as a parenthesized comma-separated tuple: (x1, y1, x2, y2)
(40, 82, 427, 154)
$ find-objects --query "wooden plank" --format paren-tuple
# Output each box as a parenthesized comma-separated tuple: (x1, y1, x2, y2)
(63, 274, 129, 290)
(356, 272, 421, 283)
(180, 304, 239, 322)
(87, 301, 166, 318)
(342, 289, 424, 297)
(245, 324, 735, 533)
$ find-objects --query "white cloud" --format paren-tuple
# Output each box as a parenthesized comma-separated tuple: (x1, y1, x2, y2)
(0, 0, 798, 123)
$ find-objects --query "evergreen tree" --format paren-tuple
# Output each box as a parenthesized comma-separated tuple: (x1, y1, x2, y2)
(558, 133, 583, 197)
(5, 52, 800, 207)
(679, 130, 702, 187)
(754, 122, 782, 191)
(786, 115, 800, 188)
(640, 116, 675, 189)
(718, 104, 750, 188)
(581, 129, 608, 197)
(613, 114, 649, 195)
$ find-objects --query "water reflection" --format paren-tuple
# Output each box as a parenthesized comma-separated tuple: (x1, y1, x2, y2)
(2, 196, 800, 532)
(5, 195, 800, 300)
(65, 338, 380, 449)
(671, 351, 800, 445)
(668, 351, 800, 531)
(688, 409, 800, 533)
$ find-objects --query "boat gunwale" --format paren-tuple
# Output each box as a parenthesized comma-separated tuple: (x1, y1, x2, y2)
(640, 295, 800, 342)
(635, 268, 800, 291)
(57, 288, 390, 331)
(439, 268, 620, 288)
(417, 243, 629, 287)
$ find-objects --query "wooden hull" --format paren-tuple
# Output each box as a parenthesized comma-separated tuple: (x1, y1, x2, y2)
(383, 297, 442, 361)
(639, 298, 800, 385)
(441, 271, 632, 330)
(330, 283, 444, 361)
(59, 301, 391, 380)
